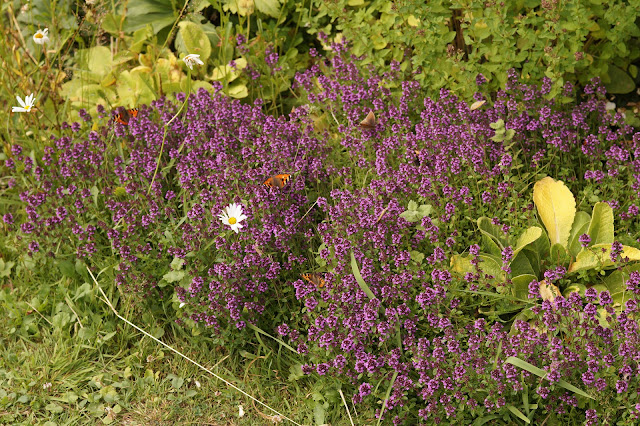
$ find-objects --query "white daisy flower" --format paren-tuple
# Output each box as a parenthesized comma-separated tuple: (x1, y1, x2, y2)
(12, 94, 36, 113)
(218, 203, 247, 233)
(33, 28, 49, 45)
(183, 54, 204, 70)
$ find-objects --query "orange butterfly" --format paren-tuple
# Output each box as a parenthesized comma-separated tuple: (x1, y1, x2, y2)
(263, 173, 291, 189)
(360, 110, 377, 130)
(112, 108, 139, 126)
(301, 273, 325, 288)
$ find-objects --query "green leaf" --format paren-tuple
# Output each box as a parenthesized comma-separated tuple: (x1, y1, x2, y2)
(511, 274, 536, 300)
(477, 216, 508, 250)
(176, 22, 212, 63)
(163, 270, 185, 283)
(587, 202, 614, 246)
(45, 403, 64, 413)
(124, 0, 180, 34)
(605, 65, 636, 94)
(599, 264, 640, 310)
(313, 401, 326, 425)
(410, 250, 425, 265)
(450, 253, 505, 285)
(510, 251, 535, 277)
(567, 211, 591, 257)
(506, 357, 594, 399)
(507, 405, 530, 423)
(569, 244, 640, 273)
(350, 251, 377, 300)
(227, 83, 249, 99)
(77, 46, 114, 78)
(513, 227, 543, 258)
(254, 0, 281, 18)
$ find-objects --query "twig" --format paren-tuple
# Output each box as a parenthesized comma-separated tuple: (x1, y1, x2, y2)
(338, 389, 355, 426)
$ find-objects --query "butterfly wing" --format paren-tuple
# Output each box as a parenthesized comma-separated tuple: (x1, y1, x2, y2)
(360, 110, 376, 130)
(264, 173, 291, 189)
(302, 273, 325, 288)
(112, 108, 138, 126)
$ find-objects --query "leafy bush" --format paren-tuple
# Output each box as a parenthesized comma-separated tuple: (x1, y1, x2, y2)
(308, 0, 640, 99)
(60, 0, 313, 117)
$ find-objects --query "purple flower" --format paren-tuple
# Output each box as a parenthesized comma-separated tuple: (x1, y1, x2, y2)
(579, 234, 591, 247)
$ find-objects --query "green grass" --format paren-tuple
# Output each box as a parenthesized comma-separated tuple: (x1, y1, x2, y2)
(0, 265, 338, 425)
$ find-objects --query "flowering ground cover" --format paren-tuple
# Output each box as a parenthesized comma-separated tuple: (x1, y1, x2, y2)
(3, 2, 640, 425)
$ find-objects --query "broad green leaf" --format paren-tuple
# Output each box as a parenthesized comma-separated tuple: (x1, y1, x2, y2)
(513, 227, 542, 258)
(587, 202, 614, 246)
(410, 250, 425, 264)
(450, 254, 505, 285)
(211, 64, 241, 82)
(115, 70, 157, 107)
(123, 0, 178, 34)
(482, 234, 502, 257)
(477, 216, 508, 249)
(533, 177, 576, 248)
(605, 65, 635, 94)
(521, 249, 541, 278)
(75, 46, 113, 78)
(511, 274, 536, 300)
(549, 243, 570, 265)
(313, 401, 326, 425)
(163, 270, 185, 283)
(254, 0, 281, 18)
(227, 83, 249, 99)
(124, 0, 179, 34)
(599, 264, 640, 310)
(176, 22, 212, 63)
(568, 244, 640, 273)
(567, 211, 591, 257)
(510, 251, 535, 277)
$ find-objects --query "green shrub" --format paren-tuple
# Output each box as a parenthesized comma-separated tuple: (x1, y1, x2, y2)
(308, 0, 640, 99)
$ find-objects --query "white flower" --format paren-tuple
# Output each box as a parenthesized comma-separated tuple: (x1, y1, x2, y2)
(218, 203, 247, 233)
(33, 28, 49, 45)
(605, 101, 616, 111)
(183, 54, 204, 70)
(12, 94, 36, 113)
(238, 405, 245, 418)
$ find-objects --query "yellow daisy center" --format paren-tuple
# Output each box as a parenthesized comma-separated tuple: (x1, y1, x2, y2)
(25, 105, 32, 111)
(35, 33, 43, 39)
(228, 217, 237, 225)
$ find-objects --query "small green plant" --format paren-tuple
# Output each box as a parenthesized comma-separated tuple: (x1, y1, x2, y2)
(451, 177, 640, 315)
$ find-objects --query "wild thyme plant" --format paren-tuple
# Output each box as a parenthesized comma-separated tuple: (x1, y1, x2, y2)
(4, 39, 640, 424)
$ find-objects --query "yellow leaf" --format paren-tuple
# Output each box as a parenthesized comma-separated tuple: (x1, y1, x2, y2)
(407, 15, 420, 27)
(227, 83, 248, 99)
(568, 244, 640, 273)
(539, 280, 560, 302)
(533, 177, 576, 248)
